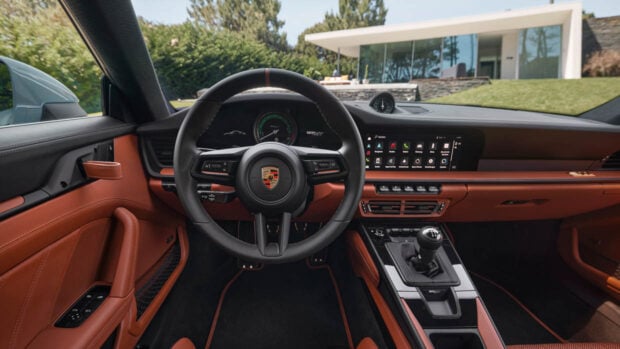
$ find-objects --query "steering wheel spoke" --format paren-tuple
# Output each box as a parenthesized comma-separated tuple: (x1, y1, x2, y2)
(191, 146, 249, 185)
(291, 146, 348, 184)
(254, 212, 292, 257)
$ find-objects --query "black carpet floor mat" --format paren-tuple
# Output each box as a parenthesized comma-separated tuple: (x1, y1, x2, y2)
(208, 262, 350, 349)
(471, 273, 560, 345)
(449, 221, 600, 345)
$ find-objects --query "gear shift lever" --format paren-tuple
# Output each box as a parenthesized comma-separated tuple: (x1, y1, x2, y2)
(417, 226, 443, 265)
(410, 226, 443, 276)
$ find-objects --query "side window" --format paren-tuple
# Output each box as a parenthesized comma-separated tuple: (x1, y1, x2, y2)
(0, 1, 102, 126)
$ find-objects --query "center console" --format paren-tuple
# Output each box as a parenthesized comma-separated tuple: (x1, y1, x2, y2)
(360, 222, 504, 349)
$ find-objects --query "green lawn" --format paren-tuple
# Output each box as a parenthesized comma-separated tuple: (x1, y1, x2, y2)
(427, 78, 620, 116)
(170, 99, 196, 109)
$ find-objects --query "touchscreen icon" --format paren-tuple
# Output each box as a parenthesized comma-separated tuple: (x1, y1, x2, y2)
(402, 142, 410, 151)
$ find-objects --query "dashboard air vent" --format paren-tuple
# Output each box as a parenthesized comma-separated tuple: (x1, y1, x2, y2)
(368, 200, 401, 215)
(403, 201, 438, 215)
(601, 151, 620, 169)
(150, 137, 176, 167)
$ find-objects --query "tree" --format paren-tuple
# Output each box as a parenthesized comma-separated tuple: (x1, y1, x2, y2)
(0, 0, 101, 113)
(295, 0, 388, 78)
(187, 0, 288, 51)
(140, 19, 326, 99)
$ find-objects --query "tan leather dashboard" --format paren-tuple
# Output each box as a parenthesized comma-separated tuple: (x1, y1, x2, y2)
(151, 168, 620, 222)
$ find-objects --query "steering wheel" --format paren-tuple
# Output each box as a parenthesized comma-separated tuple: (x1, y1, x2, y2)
(174, 69, 364, 263)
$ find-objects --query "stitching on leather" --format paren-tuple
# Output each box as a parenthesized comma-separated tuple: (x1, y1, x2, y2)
(9, 250, 50, 349)
(0, 198, 149, 257)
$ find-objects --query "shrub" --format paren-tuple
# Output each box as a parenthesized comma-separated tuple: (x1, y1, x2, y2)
(583, 50, 620, 77)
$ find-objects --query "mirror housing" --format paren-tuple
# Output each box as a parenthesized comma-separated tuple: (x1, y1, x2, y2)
(0, 56, 87, 126)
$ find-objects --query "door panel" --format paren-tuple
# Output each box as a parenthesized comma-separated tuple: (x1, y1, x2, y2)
(0, 116, 134, 204)
(560, 205, 620, 301)
(0, 134, 187, 348)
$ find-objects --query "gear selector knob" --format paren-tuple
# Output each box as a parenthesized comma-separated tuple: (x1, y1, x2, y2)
(417, 226, 443, 267)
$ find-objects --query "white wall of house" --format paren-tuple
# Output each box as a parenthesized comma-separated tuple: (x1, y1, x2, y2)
(562, 5, 583, 78)
(307, 2, 584, 80)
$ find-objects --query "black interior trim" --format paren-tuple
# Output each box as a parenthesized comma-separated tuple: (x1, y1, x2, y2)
(0, 116, 133, 202)
(60, 0, 172, 122)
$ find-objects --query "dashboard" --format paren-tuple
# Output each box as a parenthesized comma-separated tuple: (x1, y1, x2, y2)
(138, 92, 620, 222)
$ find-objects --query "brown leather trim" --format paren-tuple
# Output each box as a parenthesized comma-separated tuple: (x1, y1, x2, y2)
(109, 207, 139, 298)
(366, 281, 412, 349)
(356, 337, 379, 349)
(172, 337, 197, 349)
(82, 160, 123, 180)
(160, 167, 174, 176)
(157, 168, 620, 183)
(0, 135, 185, 348)
(0, 135, 183, 276)
(115, 226, 190, 348)
(0, 196, 24, 214)
(345, 231, 412, 349)
(400, 299, 433, 349)
(442, 183, 620, 222)
(476, 298, 505, 349)
(558, 227, 620, 301)
(205, 270, 243, 349)
(507, 343, 620, 349)
(365, 170, 620, 183)
(346, 231, 380, 288)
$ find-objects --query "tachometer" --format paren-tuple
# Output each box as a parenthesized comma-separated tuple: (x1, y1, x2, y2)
(253, 112, 298, 145)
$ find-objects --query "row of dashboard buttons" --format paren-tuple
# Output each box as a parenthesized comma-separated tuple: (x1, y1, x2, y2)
(375, 183, 441, 194)
(368, 156, 450, 167)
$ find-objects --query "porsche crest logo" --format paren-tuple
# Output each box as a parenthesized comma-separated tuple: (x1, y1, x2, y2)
(261, 166, 279, 190)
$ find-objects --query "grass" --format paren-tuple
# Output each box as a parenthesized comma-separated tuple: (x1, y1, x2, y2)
(427, 78, 620, 116)
(170, 99, 196, 109)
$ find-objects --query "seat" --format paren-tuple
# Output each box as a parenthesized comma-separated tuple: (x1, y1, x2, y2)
(171, 336, 380, 349)
(508, 344, 620, 349)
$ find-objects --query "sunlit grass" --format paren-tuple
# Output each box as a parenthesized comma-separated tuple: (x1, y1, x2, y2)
(170, 99, 196, 109)
(427, 78, 620, 116)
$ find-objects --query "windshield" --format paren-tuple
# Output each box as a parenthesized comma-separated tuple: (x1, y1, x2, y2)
(132, 0, 620, 116)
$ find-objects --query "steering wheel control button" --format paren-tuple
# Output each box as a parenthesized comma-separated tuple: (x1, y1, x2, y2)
(202, 160, 236, 174)
(304, 159, 340, 174)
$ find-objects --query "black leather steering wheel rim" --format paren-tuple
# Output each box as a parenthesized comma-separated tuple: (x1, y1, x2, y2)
(173, 68, 364, 263)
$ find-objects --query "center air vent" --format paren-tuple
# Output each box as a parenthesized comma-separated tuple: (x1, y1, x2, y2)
(149, 136, 176, 167)
(362, 200, 444, 216)
(368, 200, 401, 215)
(404, 201, 439, 215)
(601, 151, 620, 170)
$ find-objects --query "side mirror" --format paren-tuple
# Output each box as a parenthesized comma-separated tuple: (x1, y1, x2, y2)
(0, 56, 87, 126)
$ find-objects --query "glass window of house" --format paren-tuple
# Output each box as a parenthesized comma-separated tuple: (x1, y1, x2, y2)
(518, 25, 562, 79)
(383, 41, 413, 83)
(359, 44, 385, 83)
(412, 38, 442, 79)
(441, 34, 477, 78)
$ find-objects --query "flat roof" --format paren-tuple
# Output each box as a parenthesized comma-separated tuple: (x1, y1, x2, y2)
(305, 2, 582, 57)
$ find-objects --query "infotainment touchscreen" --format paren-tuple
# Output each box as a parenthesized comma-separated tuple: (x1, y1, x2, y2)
(364, 134, 465, 171)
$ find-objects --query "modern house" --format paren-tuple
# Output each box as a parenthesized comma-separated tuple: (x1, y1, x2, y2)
(305, 2, 583, 82)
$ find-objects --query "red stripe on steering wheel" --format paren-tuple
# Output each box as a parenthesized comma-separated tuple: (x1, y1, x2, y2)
(265, 68, 270, 87)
